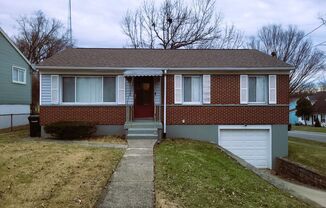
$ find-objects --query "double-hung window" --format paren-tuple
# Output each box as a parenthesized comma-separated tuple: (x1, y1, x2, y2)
(12, 66, 26, 84)
(62, 76, 116, 103)
(248, 75, 268, 104)
(183, 76, 202, 103)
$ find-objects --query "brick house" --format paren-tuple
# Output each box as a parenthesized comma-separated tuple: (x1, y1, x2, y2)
(37, 48, 292, 169)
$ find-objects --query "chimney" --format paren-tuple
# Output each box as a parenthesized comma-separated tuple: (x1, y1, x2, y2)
(271, 51, 277, 57)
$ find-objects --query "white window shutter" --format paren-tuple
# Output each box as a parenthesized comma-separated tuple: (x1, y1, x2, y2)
(269, 75, 277, 104)
(240, 75, 248, 104)
(117, 75, 125, 104)
(174, 75, 182, 104)
(202, 75, 211, 104)
(51, 75, 59, 104)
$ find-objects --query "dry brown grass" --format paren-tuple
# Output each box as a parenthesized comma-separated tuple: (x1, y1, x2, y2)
(156, 191, 183, 208)
(0, 130, 124, 208)
(83, 135, 127, 144)
(0, 125, 29, 134)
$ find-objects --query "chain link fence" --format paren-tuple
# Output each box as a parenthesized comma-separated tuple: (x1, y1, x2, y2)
(0, 113, 30, 131)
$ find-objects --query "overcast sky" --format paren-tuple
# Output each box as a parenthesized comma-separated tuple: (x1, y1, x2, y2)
(0, 0, 325, 51)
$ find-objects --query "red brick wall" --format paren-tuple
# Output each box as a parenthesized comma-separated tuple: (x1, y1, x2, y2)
(166, 75, 174, 104)
(165, 74, 289, 125)
(167, 74, 289, 105)
(40, 106, 126, 125)
(40, 74, 289, 126)
(166, 106, 288, 125)
(276, 158, 326, 189)
(277, 75, 289, 105)
(212, 75, 240, 104)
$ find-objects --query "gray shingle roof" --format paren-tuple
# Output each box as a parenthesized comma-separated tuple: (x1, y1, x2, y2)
(38, 48, 292, 69)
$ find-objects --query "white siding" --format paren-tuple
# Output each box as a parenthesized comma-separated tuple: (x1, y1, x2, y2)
(51, 75, 59, 104)
(125, 78, 134, 105)
(0, 105, 30, 129)
(154, 77, 161, 105)
(41, 74, 51, 105)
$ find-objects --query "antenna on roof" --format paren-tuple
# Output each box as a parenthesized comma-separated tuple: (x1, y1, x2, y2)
(68, 0, 73, 46)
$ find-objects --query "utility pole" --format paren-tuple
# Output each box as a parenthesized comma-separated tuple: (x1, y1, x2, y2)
(68, 0, 73, 45)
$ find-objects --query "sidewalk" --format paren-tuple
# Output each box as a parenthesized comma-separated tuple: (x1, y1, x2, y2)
(98, 139, 156, 208)
(288, 130, 326, 143)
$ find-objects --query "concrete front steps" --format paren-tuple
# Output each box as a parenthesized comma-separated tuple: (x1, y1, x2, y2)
(124, 120, 162, 140)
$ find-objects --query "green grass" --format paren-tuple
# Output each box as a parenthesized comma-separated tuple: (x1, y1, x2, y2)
(155, 139, 308, 208)
(0, 129, 124, 208)
(292, 125, 326, 133)
(288, 137, 326, 174)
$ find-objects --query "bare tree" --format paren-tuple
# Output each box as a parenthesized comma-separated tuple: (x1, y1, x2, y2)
(14, 11, 73, 113)
(318, 75, 326, 91)
(121, 0, 243, 49)
(249, 24, 325, 94)
(14, 10, 73, 64)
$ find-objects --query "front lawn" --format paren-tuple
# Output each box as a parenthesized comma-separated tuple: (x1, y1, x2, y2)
(0, 130, 124, 208)
(155, 139, 308, 208)
(288, 137, 326, 174)
(292, 125, 326, 133)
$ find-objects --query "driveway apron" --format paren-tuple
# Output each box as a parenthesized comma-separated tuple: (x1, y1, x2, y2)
(98, 139, 156, 208)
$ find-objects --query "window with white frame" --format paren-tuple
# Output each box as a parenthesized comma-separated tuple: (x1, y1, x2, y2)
(248, 75, 268, 103)
(62, 76, 116, 103)
(12, 66, 26, 84)
(183, 76, 202, 103)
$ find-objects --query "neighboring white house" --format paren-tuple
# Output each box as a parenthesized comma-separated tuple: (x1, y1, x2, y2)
(297, 92, 326, 127)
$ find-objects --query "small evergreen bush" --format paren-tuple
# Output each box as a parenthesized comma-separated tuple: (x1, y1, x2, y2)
(44, 121, 96, 139)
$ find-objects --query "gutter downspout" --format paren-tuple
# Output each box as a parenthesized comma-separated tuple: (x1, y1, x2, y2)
(163, 69, 167, 137)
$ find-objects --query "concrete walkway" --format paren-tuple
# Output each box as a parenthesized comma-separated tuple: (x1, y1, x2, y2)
(289, 130, 326, 143)
(98, 139, 156, 208)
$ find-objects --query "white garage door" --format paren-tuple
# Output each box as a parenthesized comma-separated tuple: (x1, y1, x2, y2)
(219, 127, 271, 169)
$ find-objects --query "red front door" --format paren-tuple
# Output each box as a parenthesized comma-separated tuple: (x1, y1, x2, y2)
(134, 77, 154, 118)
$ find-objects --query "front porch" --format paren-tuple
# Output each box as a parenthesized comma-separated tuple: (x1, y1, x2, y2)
(123, 69, 164, 139)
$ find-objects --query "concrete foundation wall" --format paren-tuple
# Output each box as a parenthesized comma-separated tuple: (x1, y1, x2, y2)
(272, 124, 288, 169)
(166, 125, 218, 143)
(96, 125, 125, 136)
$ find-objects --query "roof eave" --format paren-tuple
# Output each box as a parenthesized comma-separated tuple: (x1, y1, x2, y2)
(36, 66, 294, 71)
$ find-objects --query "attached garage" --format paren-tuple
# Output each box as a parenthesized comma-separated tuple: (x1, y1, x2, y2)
(218, 125, 272, 169)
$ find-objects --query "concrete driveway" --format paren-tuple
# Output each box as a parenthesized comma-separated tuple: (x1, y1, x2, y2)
(288, 130, 326, 143)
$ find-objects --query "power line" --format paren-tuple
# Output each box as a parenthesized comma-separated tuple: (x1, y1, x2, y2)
(303, 22, 325, 38)
(314, 40, 326, 47)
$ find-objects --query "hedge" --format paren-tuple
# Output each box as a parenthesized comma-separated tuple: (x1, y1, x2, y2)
(44, 121, 96, 139)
